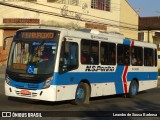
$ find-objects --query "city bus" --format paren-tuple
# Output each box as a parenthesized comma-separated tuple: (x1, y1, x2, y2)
(4, 27, 158, 104)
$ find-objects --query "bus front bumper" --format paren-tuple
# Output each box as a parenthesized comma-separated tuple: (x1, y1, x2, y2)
(5, 82, 57, 102)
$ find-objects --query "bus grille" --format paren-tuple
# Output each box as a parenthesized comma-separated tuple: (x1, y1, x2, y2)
(15, 84, 39, 90)
(15, 90, 38, 97)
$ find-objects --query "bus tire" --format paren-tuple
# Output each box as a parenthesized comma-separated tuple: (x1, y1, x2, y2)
(128, 80, 138, 98)
(72, 82, 90, 105)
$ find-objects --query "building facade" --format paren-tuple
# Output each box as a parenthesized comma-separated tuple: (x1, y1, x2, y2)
(139, 16, 160, 68)
(0, 0, 139, 65)
(120, 0, 138, 40)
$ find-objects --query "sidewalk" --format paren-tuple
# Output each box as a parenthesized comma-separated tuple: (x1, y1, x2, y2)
(0, 66, 6, 79)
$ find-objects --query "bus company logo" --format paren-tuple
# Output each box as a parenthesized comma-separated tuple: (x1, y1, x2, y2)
(85, 65, 115, 72)
(91, 35, 108, 41)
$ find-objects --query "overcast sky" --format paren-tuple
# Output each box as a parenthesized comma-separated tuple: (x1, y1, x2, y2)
(127, 0, 160, 17)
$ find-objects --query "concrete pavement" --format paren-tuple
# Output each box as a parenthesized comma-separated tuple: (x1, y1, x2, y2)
(158, 76, 160, 87)
(0, 66, 5, 79)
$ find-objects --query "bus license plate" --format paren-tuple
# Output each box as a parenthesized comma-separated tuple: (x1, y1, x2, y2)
(21, 90, 31, 95)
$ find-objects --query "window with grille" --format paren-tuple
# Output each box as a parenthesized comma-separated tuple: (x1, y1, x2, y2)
(91, 0, 111, 11)
(138, 32, 144, 41)
(5, 0, 37, 1)
(47, 0, 79, 6)
(155, 32, 160, 37)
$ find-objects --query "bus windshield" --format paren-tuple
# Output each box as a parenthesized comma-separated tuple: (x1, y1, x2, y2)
(7, 40, 57, 75)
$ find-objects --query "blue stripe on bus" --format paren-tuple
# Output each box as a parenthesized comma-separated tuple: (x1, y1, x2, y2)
(52, 71, 157, 94)
(8, 71, 157, 92)
(53, 72, 158, 85)
(9, 79, 45, 90)
(114, 66, 125, 94)
(158, 55, 160, 59)
(127, 72, 158, 80)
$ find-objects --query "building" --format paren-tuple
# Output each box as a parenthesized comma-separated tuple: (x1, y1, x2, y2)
(139, 16, 160, 68)
(0, 0, 139, 65)
(120, 0, 138, 40)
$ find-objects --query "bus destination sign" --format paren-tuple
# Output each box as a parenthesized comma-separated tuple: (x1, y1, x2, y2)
(20, 32, 55, 39)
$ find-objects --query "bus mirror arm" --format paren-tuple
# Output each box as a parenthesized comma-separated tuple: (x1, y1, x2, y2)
(59, 63, 68, 74)
(3, 36, 13, 50)
(59, 38, 68, 74)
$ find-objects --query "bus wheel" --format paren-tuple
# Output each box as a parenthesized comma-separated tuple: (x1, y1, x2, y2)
(73, 82, 90, 105)
(128, 80, 138, 98)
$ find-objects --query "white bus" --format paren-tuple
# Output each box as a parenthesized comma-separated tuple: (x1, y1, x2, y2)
(4, 27, 158, 104)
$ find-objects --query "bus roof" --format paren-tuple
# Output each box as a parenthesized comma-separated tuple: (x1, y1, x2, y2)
(16, 27, 157, 49)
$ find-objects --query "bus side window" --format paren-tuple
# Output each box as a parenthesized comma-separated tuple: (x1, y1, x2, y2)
(144, 48, 154, 66)
(81, 39, 99, 64)
(59, 41, 78, 73)
(81, 40, 89, 64)
(131, 46, 143, 66)
(90, 41, 99, 64)
(117, 44, 130, 65)
(155, 49, 157, 66)
(81, 51, 88, 64)
(124, 45, 130, 65)
(100, 42, 116, 65)
(117, 44, 124, 65)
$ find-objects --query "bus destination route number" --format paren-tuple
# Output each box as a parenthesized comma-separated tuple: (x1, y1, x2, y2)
(21, 32, 55, 39)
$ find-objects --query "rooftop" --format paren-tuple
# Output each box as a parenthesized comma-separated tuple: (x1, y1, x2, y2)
(139, 16, 160, 30)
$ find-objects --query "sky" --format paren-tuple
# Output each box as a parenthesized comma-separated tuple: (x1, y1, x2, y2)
(127, 0, 160, 17)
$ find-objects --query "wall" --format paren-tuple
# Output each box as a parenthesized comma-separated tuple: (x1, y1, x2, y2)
(0, 0, 122, 65)
(1, 0, 141, 65)
(120, 0, 139, 40)
(0, 0, 121, 33)
(0, 30, 16, 65)
(0, 30, 3, 46)
(142, 31, 154, 43)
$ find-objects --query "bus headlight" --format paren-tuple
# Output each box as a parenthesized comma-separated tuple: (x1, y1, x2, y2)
(6, 74, 11, 85)
(43, 77, 52, 89)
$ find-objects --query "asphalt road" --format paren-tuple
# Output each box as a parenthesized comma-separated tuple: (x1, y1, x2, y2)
(0, 66, 160, 120)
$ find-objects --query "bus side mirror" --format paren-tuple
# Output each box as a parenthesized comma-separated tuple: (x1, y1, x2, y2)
(3, 36, 13, 50)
